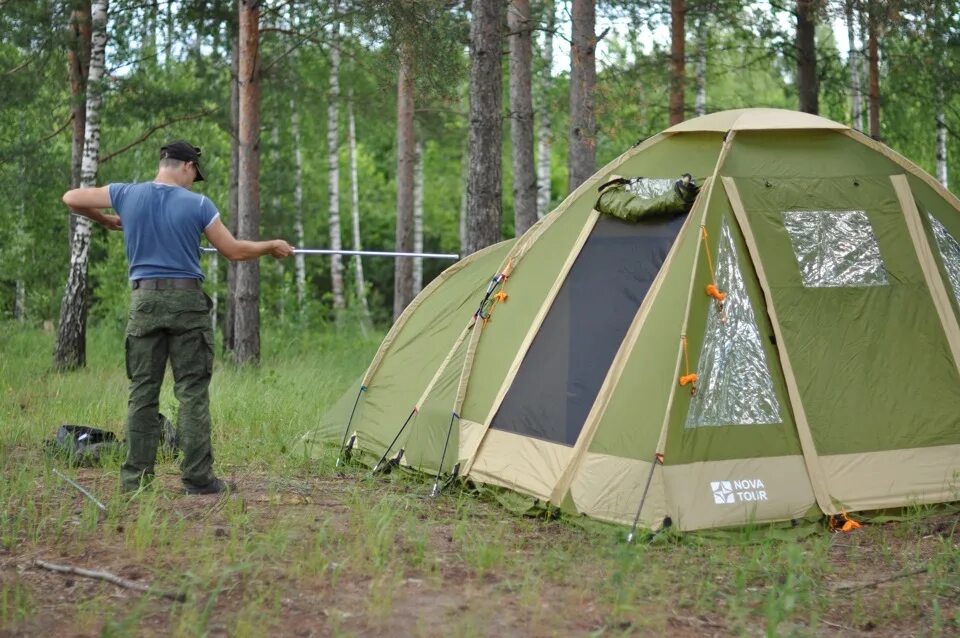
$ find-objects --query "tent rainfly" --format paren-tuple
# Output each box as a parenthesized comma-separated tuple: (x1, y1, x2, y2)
(300, 108, 960, 532)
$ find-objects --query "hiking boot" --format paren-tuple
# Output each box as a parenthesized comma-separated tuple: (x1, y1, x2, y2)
(184, 478, 235, 495)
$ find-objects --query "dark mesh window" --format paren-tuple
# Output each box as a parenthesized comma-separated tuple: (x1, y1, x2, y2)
(490, 213, 687, 446)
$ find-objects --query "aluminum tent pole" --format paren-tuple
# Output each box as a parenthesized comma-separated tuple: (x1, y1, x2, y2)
(201, 247, 459, 260)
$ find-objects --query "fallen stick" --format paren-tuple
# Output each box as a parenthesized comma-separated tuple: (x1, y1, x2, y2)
(831, 566, 927, 592)
(52, 469, 107, 512)
(34, 559, 186, 602)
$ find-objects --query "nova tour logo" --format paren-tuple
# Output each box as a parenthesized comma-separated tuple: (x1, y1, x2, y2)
(710, 479, 768, 505)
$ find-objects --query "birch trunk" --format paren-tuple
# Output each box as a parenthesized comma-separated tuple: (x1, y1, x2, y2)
(235, 0, 262, 365)
(413, 139, 424, 295)
(796, 0, 818, 114)
(55, 0, 107, 370)
(669, 0, 686, 125)
(693, 16, 706, 117)
(347, 91, 371, 329)
(936, 83, 948, 188)
(292, 95, 306, 312)
(271, 122, 285, 320)
(509, 0, 537, 235)
(867, 2, 880, 139)
(328, 10, 345, 313)
(225, 31, 240, 352)
(394, 44, 416, 320)
(845, 0, 863, 131)
(568, 0, 596, 193)
(465, 0, 503, 255)
(536, 0, 554, 219)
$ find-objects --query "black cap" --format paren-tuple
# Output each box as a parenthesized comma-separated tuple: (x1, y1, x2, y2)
(160, 141, 205, 182)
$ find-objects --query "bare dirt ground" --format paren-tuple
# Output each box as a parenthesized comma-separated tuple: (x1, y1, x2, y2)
(1, 466, 958, 637)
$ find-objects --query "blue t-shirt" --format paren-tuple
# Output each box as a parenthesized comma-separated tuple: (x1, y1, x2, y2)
(109, 182, 220, 281)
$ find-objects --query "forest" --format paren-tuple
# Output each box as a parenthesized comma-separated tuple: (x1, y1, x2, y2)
(0, 0, 957, 366)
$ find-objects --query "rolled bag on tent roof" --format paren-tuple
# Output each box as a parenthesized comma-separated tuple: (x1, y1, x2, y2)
(595, 174, 701, 221)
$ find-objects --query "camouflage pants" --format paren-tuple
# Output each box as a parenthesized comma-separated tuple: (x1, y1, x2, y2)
(120, 289, 217, 492)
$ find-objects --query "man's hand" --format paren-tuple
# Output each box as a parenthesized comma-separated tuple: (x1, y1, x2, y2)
(101, 214, 123, 231)
(269, 240, 295, 259)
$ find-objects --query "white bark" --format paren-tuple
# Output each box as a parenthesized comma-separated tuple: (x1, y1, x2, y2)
(55, 0, 108, 369)
(413, 139, 424, 294)
(694, 16, 707, 117)
(536, 0, 554, 219)
(208, 253, 218, 333)
(327, 10, 345, 312)
(291, 95, 306, 311)
(846, 0, 863, 132)
(347, 91, 371, 329)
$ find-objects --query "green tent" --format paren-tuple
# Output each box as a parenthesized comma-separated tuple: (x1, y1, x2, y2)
(301, 108, 960, 531)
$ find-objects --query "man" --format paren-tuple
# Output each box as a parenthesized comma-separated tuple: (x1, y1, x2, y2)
(61, 140, 294, 494)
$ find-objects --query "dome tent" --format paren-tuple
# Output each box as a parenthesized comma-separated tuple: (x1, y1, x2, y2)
(300, 108, 960, 532)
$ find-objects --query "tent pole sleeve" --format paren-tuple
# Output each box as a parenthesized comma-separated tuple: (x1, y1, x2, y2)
(722, 175, 835, 514)
(372, 407, 417, 474)
(335, 385, 367, 467)
(892, 175, 960, 372)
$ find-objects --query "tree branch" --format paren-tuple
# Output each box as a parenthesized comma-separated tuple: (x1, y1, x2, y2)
(37, 114, 76, 144)
(35, 559, 186, 602)
(100, 110, 216, 165)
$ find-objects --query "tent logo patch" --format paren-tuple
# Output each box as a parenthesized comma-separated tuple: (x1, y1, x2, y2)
(711, 479, 768, 505)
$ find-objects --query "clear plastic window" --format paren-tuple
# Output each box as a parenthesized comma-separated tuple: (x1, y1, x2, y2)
(782, 210, 888, 288)
(928, 212, 960, 309)
(685, 219, 783, 428)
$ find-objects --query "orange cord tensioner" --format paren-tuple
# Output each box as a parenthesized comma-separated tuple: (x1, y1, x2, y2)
(700, 227, 727, 313)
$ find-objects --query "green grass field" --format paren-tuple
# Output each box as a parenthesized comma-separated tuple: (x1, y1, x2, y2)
(1, 323, 958, 637)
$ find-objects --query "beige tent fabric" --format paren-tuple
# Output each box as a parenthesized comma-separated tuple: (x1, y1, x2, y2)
(663, 456, 817, 531)
(722, 176, 836, 514)
(891, 174, 960, 373)
(569, 454, 667, 527)
(666, 108, 848, 133)
(820, 444, 960, 511)
(467, 429, 576, 501)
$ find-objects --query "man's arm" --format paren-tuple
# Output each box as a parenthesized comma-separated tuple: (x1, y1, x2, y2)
(62, 186, 122, 231)
(204, 217, 294, 261)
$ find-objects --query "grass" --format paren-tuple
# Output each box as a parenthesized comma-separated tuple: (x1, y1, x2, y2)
(1, 322, 959, 636)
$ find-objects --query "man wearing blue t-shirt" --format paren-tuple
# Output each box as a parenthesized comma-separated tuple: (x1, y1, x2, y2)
(61, 140, 294, 494)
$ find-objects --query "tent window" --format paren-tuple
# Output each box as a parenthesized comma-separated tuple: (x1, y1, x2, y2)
(782, 210, 888, 288)
(686, 219, 783, 428)
(928, 213, 960, 310)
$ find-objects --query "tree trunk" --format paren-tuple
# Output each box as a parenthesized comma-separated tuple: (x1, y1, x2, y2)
(67, 1, 91, 248)
(536, 0, 554, 219)
(509, 0, 537, 235)
(291, 95, 306, 313)
(936, 83, 948, 188)
(347, 90, 371, 329)
(394, 44, 416, 320)
(568, 0, 596, 193)
(693, 15, 707, 117)
(164, 0, 173, 63)
(465, 0, 503, 255)
(845, 0, 863, 131)
(669, 0, 686, 125)
(413, 139, 424, 295)
(15, 118, 26, 322)
(225, 31, 240, 353)
(796, 0, 818, 114)
(328, 12, 345, 314)
(55, 0, 107, 371)
(867, 1, 880, 140)
(235, 0, 262, 365)
(459, 137, 469, 250)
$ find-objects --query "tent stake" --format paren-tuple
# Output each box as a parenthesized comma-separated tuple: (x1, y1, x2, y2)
(372, 407, 417, 474)
(430, 412, 459, 497)
(626, 453, 662, 543)
(336, 385, 366, 468)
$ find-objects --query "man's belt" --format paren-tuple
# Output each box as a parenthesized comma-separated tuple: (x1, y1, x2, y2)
(131, 278, 202, 290)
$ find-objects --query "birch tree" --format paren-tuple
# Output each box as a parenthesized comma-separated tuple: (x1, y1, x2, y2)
(347, 90, 371, 327)
(669, 0, 686, 125)
(536, 0, 554, 219)
(464, 0, 503, 255)
(509, 0, 537, 235)
(292, 94, 306, 311)
(234, 0, 262, 364)
(328, 8, 345, 314)
(693, 15, 707, 116)
(568, 0, 596, 193)
(54, 0, 107, 370)
(845, 0, 864, 131)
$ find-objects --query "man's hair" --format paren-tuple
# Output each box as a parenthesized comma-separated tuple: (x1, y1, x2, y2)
(159, 157, 187, 170)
